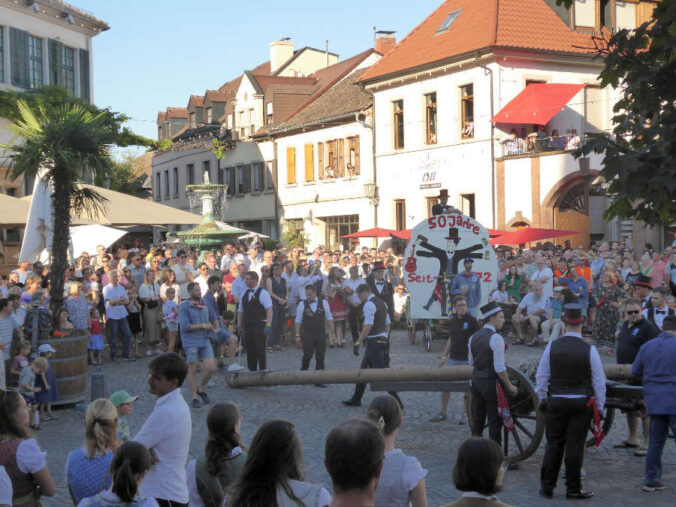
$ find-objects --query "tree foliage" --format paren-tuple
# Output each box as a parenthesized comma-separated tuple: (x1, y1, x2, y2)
(96, 153, 151, 199)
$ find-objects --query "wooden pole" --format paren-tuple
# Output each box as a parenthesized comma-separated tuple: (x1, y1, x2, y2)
(226, 364, 634, 388)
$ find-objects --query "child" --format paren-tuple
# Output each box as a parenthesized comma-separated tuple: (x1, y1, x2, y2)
(163, 287, 179, 353)
(109, 390, 138, 443)
(221, 310, 244, 372)
(20, 357, 48, 430)
(10, 340, 31, 388)
(35, 343, 59, 421)
(126, 285, 142, 358)
(89, 308, 105, 364)
(58, 308, 74, 331)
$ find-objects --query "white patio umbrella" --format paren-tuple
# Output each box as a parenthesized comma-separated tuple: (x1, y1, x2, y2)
(69, 224, 127, 259)
(19, 169, 53, 263)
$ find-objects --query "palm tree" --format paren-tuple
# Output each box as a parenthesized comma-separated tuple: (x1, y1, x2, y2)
(2, 100, 113, 316)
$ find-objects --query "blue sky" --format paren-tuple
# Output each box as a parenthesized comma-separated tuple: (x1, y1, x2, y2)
(73, 0, 442, 156)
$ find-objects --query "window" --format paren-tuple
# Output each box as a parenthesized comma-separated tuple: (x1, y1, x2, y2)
(286, 147, 296, 184)
(0, 27, 3, 83)
(395, 200, 406, 230)
(203, 160, 210, 182)
(324, 140, 337, 179)
(239, 111, 245, 136)
(155, 173, 161, 201)
(584, 85, 604, 132)
(62, 46, 75, 94)
(79, 48, 90, 102)
(237, 165, 251, 194)
(318, 142, 324, 179)
(425, 92, 437, 144)
(158, 125, 163, 140)
(173, 167, 179, 195)
(249, 108, 255, 134)
(10, 27, 29, 88)
(460, 84, 474, 139)
(266, 161, 275, 189)
(225, 166, 235, 195)
(253, 162, 264, 192)
(426, 196, 438, 218)
(304, 144, 314, 182)
(436, 9, 461, 34)
(205, 107, 212, 124)
(325, 214, 359, 251)
(164, 169, 170, 199)
(227, 114, 233, 129)
(5, 229, 20, 243)
(189, 112, 196, 129)
(187, 164, 195, 185)
(28, 36, 42, 88)
(347, 136, 360, 176)
(266, 102, 273, 126)
(460, 193, 475, 218)
(393, 100, 404, 149)
(217, 166, 224, 185)
(337, 139, 344, 177)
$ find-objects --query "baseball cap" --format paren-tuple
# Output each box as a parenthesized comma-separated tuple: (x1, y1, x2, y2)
(109, 390, 138, 407)
(38, 344, 56, 354)
(463, 258, 474, 264)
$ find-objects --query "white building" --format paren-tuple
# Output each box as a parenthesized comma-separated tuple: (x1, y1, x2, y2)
(0, 0, 108, 267)
(359, 0, 660, 249)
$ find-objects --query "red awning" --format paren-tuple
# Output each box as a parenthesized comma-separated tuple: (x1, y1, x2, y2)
(491, 83, 586, 125)
(490, 227, 582, 245)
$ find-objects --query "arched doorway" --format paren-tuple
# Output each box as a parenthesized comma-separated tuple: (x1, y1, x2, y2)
(544, 175, 593, 248)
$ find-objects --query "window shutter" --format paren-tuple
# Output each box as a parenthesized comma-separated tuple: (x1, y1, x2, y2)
(79, 49, 90, 102)
(48, 38, 64, 86)
(244, 165, 251, 193)
(337, 138, 344, 177)
(318, 142, 324, 180)
(354, 135, 360, 174)
(304, 144, 314, 182)
(10, 28, 29, 88)
(286, 147, 296, 184)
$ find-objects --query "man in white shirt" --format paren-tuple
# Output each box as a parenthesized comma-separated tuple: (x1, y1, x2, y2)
(237, 271, 273, 371)
(102, 270, 132, 361)
(10, 260, 32, 285)
(512, 282, 547, 345)
(343, 266, 365, 348)
(195, 262, 210, 297)
(134, 353, 191, 506)
(0, 298, 23, 389)
(295, 284, 335, 377)
(531, 256, 554, 299)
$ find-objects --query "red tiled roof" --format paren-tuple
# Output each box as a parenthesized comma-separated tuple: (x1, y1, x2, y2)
(157, 112, 167, 122)
(251, 75, 317, 93)
(188, 95, 205, 108)
(204, 90, 230, 102)
(166, 107, 188, 119)
(218, 76, 242, 94)
(359, 0, 597, 83)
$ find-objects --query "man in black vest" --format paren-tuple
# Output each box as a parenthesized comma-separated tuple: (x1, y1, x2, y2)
(343, 284, 402, 408)
(634, 273, 654, 310)
(468, 301, 517, 444)
(535, 303, 606, 500)
(295, 284, 335, 381)
(367, 261, 394, 322)
(431, 188, 461, 216)
(236, 271, 273, 371)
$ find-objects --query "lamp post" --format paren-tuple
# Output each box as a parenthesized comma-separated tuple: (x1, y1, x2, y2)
(364, 183, 379, 247)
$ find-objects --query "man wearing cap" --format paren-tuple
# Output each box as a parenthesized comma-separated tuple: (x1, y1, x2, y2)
(343, 284, 402, 408)
(450, 258, 482, 319)
(367, 261, 394, 323)
(632, 316, 676, 492)
(109, 390, 138, 442)
(468, 301, 518, 444)
(431, 189, 461, 216)
(634, 274, 654, 310)
(536, 304, 606, 500)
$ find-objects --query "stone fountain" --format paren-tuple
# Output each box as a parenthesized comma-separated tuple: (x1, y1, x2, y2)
(171, 172, 246, 250)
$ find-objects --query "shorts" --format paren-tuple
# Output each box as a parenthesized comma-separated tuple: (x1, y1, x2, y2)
(446, 358, 469, 366)
(185, 342, 214, 364)
(22, 394, 36, 405)
(166, 321, 178, 333)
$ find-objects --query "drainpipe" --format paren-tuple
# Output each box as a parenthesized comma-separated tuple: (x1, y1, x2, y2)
(371, 98, 378, 230)
(476, 52, 496, 228)
(272, 137, 279, 239)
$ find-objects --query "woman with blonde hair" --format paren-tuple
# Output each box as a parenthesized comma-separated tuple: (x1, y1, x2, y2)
(66, 398, 118, 504)
(64, 281, 90, 330)
(159, 268, 180, 304)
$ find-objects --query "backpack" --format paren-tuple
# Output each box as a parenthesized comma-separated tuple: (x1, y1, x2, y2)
(23, 307, 53, 340)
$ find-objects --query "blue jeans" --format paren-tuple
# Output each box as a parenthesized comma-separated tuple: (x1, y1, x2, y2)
(645, 414, 676, 483)
(107, 317, 131, 359)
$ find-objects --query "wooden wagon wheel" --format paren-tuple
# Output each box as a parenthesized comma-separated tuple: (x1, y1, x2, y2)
(465, 366, 545, 464)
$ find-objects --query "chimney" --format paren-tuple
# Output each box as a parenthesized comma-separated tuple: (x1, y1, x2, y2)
(270, 39, 294, 73)
(375, 34, 396, 56)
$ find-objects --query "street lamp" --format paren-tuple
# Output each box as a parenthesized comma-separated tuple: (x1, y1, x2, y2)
(364, 183, 379, 206)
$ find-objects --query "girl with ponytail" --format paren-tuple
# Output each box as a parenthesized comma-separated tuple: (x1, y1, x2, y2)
(66, 398, 118, 504)
(366, 394, 429, 507)
(186, 402, 247, 506)
(77, 441, 157, 506)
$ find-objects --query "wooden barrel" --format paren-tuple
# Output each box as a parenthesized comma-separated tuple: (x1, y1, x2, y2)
(38, 328, 89, 406)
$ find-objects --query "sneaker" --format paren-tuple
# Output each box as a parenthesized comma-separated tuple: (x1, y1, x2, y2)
(146, 350, 153, 356)
(642, 481, 666, 492)
(206, 380, 216, 388)
(198, 391, 211, 404)
(191, 398, 202, 409)
(228, 363, 246, 372)
(429, 413, 448, 422)
(217, 358, 225, 369)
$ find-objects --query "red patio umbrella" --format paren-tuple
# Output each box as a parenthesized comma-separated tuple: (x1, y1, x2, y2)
(342, 227, 399, 239)
(490, 227, 582, 245)
(389, 228, 502, 241)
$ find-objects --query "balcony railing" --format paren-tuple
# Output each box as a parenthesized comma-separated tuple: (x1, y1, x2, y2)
(499, 134, 586, 158)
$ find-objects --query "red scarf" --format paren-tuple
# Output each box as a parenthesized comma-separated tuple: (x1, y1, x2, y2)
(586, 397, 605, 446)
(190, 298, 206, 310)
(496, 380, 514, 431)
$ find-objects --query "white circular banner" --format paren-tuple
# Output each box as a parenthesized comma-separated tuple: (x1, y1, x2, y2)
(404, 213, 498, 319)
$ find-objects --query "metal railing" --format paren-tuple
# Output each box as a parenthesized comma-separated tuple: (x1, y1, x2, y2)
(500, 134, 585, 157)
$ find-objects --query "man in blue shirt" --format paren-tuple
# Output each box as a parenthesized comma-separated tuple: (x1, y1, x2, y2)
(450, 259, 482, 318)
(631, 316, 676, 492)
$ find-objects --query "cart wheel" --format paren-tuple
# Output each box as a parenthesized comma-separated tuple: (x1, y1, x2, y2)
(408, 320, 417, 345)
(586, 406, 615, 448)
(466, 367, 545, 464)
(424, 327, 432, 352)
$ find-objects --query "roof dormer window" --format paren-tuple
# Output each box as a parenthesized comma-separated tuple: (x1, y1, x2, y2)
(435, 9, 461, 35)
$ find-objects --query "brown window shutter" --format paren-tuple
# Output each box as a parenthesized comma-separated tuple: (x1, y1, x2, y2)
(304, 144, 314, 182)
(318, 142, 324, 180)
(287, 147, 296, 184)
(337, 139, 345, 177)
(354, 135, 360, 175)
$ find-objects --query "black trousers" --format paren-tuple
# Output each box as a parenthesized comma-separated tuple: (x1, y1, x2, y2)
(352, 339, 402, 406)
(470, 376, 502, 445)
(244, 322, 266, 371)
(348, 305, 362, 343)
(155, 500, 188, 507)
(540, 397, 592, 492)
(301, 332, 326, 370)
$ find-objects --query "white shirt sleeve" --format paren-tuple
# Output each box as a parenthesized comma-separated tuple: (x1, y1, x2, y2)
(185, 459, 205, 507)
(518, 293, 530, 310)
(16, 438, 47, 474)
(363, 300, 376, 325)
(133, 404, 166, 451)
(535, 343, 552, 401)
(402, 455, 428, 491)
(322, 299, 334, 321)
(489, 334, 507, 373)
(467, 335, 474, 365)
(259, 289, 273, 309)
(0, 466, 12, 505)
(589, 346, 607, 411)
(295, 301, 305, 324)
(318, 487, 332, 507)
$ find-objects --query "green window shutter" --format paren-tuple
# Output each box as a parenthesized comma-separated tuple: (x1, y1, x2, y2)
(48, 38, 64, 86)
(79, 49, 90, 102)
(10, 27, 29, 88)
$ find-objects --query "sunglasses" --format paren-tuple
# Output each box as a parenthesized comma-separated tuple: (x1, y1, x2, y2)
(626, 310, 640, 315)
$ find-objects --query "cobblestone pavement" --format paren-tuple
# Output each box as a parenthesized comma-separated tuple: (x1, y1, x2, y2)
(38, 329, 675, 506)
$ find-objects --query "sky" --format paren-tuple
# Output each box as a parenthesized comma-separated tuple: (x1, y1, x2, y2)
(72, 0, 443, 157)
